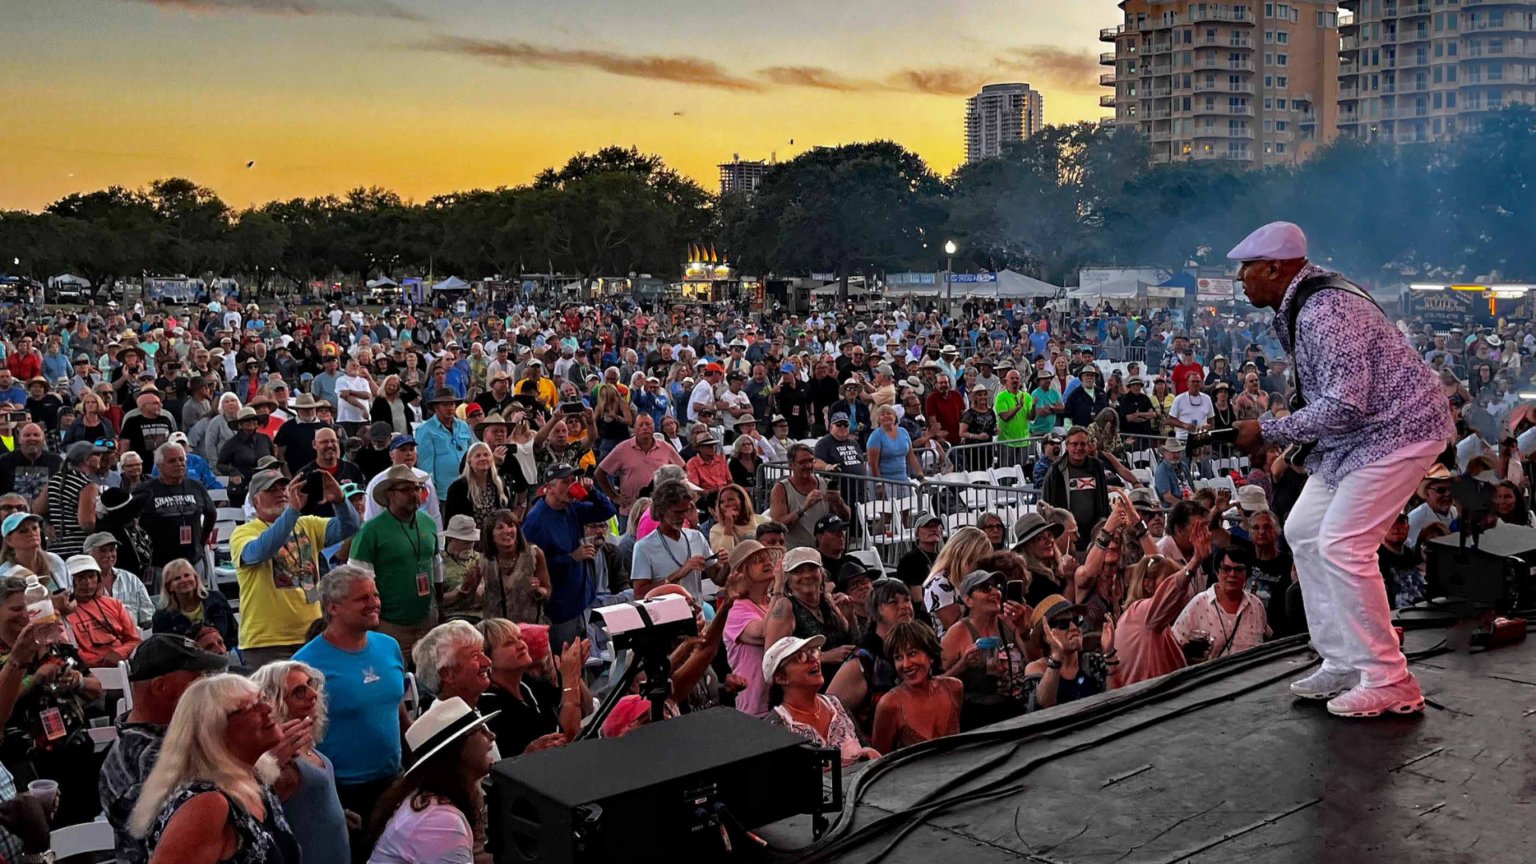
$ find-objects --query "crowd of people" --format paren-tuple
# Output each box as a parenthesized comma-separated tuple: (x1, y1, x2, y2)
(0, 280, 1522, 863)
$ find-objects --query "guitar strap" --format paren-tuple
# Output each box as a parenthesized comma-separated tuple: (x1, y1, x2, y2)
(1284, 275, 1382, 412)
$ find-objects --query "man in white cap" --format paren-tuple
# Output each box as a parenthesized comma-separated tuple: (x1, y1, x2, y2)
(1227, 221, 1453, 719)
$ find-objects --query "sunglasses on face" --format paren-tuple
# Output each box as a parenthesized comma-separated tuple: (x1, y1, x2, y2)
(1049, 615, 1084, 631)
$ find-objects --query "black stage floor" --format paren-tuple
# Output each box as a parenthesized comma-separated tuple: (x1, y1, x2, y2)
(764, 621, 1535, 864)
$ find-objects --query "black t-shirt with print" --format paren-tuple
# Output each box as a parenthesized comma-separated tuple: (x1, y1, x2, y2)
(120, 412, 176, 463)
(131, 478, 215, 568)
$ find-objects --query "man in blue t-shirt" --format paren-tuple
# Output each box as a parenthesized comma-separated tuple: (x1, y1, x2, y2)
(294, 565, 407, 825)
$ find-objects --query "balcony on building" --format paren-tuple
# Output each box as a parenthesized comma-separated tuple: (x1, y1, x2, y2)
(1101, 73, 1118, 86)
(1100, 94, 1117, 107)
(1100, 51, 1117, 66)
(1147, 40, 1174, 54)
(1340, 85, 1360, 99)
(1194, 80, 1255, 94)
(1190, 8, 1253, 25)
(1340, 60, 1359, 76)
(1100, 25, 1123, 42)
(1467, 17, 1522, 33)
(1341, 35, 1360, 52)
(1145, 62, 1174, 76)
(1147, 106, 1172, 119)
(1298, 109, 1319, 124)
(1399, 1, 1431, 17)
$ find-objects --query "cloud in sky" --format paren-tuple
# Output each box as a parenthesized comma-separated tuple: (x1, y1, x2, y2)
(117, 0, 426, 21)
(755, 66, 869, 93)
(419, 36, 766, 92)
(422, 36, 1100, 98)
(996, 46, 1102, 94)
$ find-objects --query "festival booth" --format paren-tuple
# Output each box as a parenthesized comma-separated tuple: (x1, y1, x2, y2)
(365, 277, 399, 304)
(1406, 282, 1535, 328)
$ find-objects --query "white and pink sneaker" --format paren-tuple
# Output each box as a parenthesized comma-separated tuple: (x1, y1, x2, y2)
(1326, 675, 1425, 718)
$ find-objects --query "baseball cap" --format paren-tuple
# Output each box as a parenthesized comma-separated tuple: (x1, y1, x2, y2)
(369, 421, 393, 443)
(783, 547, 823, 572)
(762, 634, 826, 682)
(958, 569, 1006, 596)
(82, 532, 119, 553)
(912, 511, 943, 531)
(390, 434, 417, 451)
(830, 412, 851, 425)
(247, 470, 289, 496)
(1, 513, 43, 538)
(65, 554, 101, 578)
(814, 515, 847, 535)
(543, 463, 579, 483)
(128, 634, 229, 681)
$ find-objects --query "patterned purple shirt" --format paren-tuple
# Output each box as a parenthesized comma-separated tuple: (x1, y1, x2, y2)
(1259, 264, 1453, 488)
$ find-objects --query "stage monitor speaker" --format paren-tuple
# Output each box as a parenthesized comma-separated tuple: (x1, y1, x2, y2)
(488, 707, 836, 864)
(1424, 522, 1536, 611)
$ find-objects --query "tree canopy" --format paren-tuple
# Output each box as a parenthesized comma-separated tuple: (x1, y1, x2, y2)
(4, 108, 1536, 296)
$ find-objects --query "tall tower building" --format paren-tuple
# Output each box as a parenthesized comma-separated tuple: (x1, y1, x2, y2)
(1099, 1, 1341, 167)
(965, 83, 1046, 163)
(1338, 0, 1536, 145)
(718, 154, 772, 196)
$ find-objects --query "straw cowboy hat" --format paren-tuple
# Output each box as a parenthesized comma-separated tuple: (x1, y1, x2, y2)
(371, 464, 423, 509)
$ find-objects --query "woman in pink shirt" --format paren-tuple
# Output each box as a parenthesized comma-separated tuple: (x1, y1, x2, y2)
(722, 540, 780, 717)
(1110, 552, 1201, 690)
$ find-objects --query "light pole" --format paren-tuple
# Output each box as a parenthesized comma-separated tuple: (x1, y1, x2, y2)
(944, 240, 957, 317)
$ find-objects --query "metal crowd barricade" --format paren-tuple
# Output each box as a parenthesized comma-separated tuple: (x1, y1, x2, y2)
(945, 436, 1049, 474)
(1118, 432, 1250, 488)
(753, 461, 1044, 572)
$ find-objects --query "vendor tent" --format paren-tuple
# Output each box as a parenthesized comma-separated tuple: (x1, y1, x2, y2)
(366, 277, 399, 289)
(432, 276, 469, 291)
(993, 270, 1061, 298)
(48, 274, 91, 288)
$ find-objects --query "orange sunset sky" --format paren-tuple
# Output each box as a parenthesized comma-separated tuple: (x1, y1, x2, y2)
(2, 0, 1118, 212)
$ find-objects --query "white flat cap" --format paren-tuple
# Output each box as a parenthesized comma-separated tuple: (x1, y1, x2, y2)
(1227, 221, 1308, 261)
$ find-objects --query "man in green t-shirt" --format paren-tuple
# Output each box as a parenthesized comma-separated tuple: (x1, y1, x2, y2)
(1029, 369, 1064, 436)
(349, 464, 441, 659)
(993, 368, 1033, 466)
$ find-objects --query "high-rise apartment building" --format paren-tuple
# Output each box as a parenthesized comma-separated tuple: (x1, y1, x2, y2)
(1100, 1, 1341, 166)
(965, 83, 1046, 163)
(1338, 0, 1536, 144)
(718, 154, 772, 196)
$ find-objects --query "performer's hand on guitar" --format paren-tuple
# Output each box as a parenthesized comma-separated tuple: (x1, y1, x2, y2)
(1233, 420, 1264, 456)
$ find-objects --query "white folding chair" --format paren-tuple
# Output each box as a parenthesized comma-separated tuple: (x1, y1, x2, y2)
(50, 821, 115, 859)
(89, 725, 119, 752)
(94, 661, 132, 719)
(850, 548, 887, 577)
(1133, 467, 1154, 486)
(404, 672, 422, 720)
(217, 507, 246, 523)
(208, 487, 230, 503)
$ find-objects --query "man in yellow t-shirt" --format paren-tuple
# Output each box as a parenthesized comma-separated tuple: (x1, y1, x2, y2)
(517, 359, 560, 411)
(231, 469, 361, 667)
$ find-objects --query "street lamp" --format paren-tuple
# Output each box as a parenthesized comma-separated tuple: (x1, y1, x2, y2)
(944, 240, 957, 316)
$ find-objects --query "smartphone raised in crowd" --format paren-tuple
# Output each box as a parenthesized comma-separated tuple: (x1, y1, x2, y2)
(1005, 580, 1026, 605)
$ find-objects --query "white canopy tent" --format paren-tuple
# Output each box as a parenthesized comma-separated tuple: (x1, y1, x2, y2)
(366, 277, 399, 289)
(950, 270, 1062, 299)
(49, 274, 91, 288)
(432, 276, 469, 291)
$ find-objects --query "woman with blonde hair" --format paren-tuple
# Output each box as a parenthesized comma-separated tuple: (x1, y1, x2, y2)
(594, 383, 634, 461)
(1112, 551, 1201, 689)
(153, 557, 238, 649)
(129, 673, 301, 864)
(445, 442, 509, 525)
(709, 483, 766, 553)
(370, 374, 417, 435)
(64, 388, 116, 446)
(251, 661, 349, 864)
(920, 526, 995, 636)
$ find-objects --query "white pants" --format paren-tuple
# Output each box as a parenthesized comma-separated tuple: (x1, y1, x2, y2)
(1285, 439, 1442, 688)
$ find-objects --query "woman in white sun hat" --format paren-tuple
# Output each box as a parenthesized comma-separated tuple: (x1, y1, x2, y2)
(363, 696, 500, 864)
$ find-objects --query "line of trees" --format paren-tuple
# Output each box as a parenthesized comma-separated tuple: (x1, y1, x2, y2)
(3, 106, 1534, 299)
